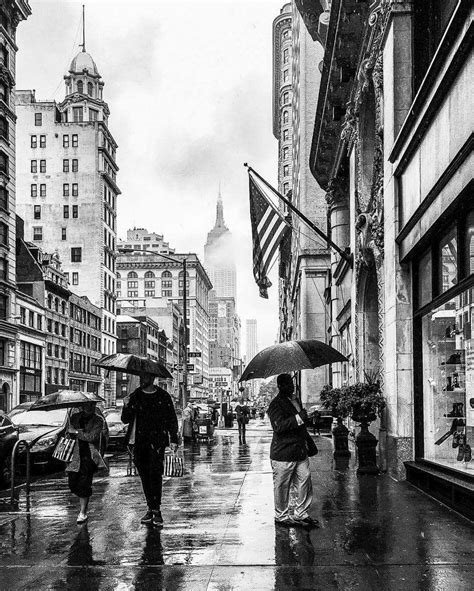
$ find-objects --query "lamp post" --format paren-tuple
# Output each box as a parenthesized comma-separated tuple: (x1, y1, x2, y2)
(119, 248, 189, 407)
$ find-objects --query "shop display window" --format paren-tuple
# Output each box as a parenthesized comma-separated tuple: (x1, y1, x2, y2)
(422, 288, 474, 472)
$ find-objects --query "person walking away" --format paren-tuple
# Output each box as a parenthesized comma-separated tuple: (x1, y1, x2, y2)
(182, 402, 196, 441)
(121, 372, 179, 528)
(235, 397, 250, 444)
(67, 401, 107, 524)
(312, 410, 321, 436)
(267, 374, 319, 528)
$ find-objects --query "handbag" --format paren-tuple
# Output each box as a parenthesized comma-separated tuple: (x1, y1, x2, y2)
(306, 432, 318, 457)
(52, 435, 75, 462)
(164, 451, 184, 477)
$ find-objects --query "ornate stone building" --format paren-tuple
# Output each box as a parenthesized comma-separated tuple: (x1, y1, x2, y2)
(296, 0, 473, 516)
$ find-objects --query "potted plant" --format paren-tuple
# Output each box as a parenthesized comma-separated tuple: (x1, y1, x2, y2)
(321, 373, 386, 472)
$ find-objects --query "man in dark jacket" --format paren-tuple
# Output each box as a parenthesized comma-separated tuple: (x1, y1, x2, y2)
(267, 373, 318, 528)
(121, 372, 179, 527)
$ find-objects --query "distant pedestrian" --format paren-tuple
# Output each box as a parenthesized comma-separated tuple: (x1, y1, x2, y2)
(67, 401, 107, 525)
(267, 374, 319, 528)
(311, 410, 321, 436)
(235, 397, 250, 444)
(121, 372, 179, 528)
(182, 402, 197, 441)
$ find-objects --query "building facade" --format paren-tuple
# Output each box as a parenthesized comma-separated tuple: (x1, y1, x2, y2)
(117, 245, 212, 400)
(15, 45, 119, 404)
(0, 0, 31, 411)
(297, 0, 473, 517)
(274, 2, 331, 405)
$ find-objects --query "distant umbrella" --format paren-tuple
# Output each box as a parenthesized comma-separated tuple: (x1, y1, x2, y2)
(239, 339, 347, 381)
(93, 353, 172, 379)
(30, 390, 105, 411)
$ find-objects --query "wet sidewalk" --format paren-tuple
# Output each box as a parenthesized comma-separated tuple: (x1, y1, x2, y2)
(0, 421, 473, 590)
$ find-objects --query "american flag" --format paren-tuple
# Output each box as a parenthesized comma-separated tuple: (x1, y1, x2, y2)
(248, 170, 290, 298)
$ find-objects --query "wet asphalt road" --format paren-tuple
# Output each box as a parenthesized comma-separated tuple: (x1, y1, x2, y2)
(0, 420, 473, 590)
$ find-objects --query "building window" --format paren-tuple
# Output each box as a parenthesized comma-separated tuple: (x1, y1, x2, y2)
(283, 110, 289, 124)
(31, 135, 37, 148)
(162, 290, 172, 297)
(0, 256, 7, 280)
(33, 226, 42, 241)
(283, 182, 290, 195)
(0, 45, 8, 68)
(283, 70, 289, 83)
(283, 165, 289, 177)
(73, 107, 83, 123)
(162, 280, 172, 288)
(72, 134, 78, 147)
(0, 82, 7, 105)
(39, 135, 46, 148)
(31, 160, 37, 174)
(0, 115, 7, 139)
(128, 281, 138, 288)
(0, 151, 7, 174)
(144, 280, 155, 288)
(0, 187, 7, 211)
(63, 205, 69, 218)
(63, 159, 69, 172)
(72, 183, 78, 197)
(40, 184, 46, 197)
(0, 294, 6, 320)
(34, 205, 41, 219)
(40, 160, 46, 173)
(89, 108, 98, 121)
(283, 129, 289, 141)
(34, 113, 42, 126)
(63, 135, 69, 148)
(127, 291, 138, 298)
(283, 147, 289, 160)
(127, 271, 138, 278)
(61, 227, 67, 241)
(87, 82, 94, 97)
(72, 272, 79, 285)
(283, 48, 289, 64)
(0, 222, 7, 247)
(63, 183, 69, 197)
(77, 80, 83, 94)
(72, 205, 78, 218)
(71, 247, 82, 262)
(145, 290, 155, 297)
(31, 184, 37, 197)
(72, 159, 78, 172)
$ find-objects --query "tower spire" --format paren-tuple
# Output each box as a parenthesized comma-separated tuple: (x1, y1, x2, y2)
(80, 5, 86, 52)
(216, 186, 225, 227)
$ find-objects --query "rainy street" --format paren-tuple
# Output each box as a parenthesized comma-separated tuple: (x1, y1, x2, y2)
(1, 421, 473, 591)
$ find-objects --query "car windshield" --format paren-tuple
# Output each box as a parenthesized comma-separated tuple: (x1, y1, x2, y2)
(106, 413, 122, 423)
(13, 408, 68, 427)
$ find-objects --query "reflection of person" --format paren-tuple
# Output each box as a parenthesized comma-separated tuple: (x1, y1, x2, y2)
(121, 372, 179, 528)
(235, 398, 250, 444)
(67, 402, 107, 524)
(267, 374, 319, 528)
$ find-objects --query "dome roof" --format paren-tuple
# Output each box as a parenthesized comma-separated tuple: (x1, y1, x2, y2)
(69, 51, 99, 76)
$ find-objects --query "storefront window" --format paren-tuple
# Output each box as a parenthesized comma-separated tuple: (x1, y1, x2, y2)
(417, 249, 432, 308)
(422, 289, 474, 473)
(439, 226, 457, 294)
(465, 210, 474, 276)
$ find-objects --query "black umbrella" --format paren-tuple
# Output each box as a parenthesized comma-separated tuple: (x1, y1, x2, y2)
(239, 339, 347, 381)
(30, 390, 105, 410)
(93, 353, 172, 379)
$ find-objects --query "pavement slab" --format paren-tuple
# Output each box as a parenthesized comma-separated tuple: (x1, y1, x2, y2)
(0, 422, 473, 590)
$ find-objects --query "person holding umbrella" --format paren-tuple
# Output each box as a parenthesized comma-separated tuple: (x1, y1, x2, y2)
(121, 371, 179, 528)
(66, 400, 107, 525)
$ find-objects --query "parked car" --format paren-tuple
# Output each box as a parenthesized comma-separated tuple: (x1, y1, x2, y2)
(9, 404, 109, 469)
(103, 408, 127, 451)
(0, 412, 19, 487)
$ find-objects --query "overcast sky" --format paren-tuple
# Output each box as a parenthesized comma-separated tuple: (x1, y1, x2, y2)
(16, 0, 286, 353)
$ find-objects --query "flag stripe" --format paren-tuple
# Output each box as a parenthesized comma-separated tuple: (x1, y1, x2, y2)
(262, 218, 288, 274)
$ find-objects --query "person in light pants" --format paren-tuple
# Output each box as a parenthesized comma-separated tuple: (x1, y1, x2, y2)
(267, 374, 319, 528)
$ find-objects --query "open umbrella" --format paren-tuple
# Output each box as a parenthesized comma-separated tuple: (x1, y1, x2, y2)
(239, 339, 348, 381)
(93, 353, 172, 379)
(30, 390, 105, 411)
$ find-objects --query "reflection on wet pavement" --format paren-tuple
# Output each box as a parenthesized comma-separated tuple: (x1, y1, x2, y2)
(0, 426, 473, 590)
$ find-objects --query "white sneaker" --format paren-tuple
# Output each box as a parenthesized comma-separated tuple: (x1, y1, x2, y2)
(77, 512, 88, 524)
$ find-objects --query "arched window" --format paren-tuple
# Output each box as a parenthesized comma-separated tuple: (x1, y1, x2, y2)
(0, 116, 7, 140)
(127, 271, 138, 278)
(77, 80, 83, 94)
(145, 271, 155, 278)
(282, 110, 289, 124)
(161, 270, 172, 278)
(87, 82, 94, 97)
(116, 272, 121, 279)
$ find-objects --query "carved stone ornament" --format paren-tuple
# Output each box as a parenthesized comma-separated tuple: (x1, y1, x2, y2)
(326, 176, 348, 210)
(340, 102, 358, 146)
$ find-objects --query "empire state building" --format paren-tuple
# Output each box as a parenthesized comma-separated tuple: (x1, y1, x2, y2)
(204, 192, 236, 299)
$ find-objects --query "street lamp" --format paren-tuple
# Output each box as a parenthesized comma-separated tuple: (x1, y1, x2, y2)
(118, 248, 189, 407)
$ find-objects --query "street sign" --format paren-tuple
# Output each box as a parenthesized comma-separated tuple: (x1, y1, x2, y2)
(188, 351, 202, 358)
(173, 364, 183, 371)
(186, 363, 195, 371)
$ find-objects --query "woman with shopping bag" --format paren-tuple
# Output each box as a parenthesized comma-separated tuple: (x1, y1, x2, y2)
(66, 401, 107, 524)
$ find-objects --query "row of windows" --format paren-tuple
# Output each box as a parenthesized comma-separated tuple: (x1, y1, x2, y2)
(33, 205, 81, 221)
(47, 343, 66, 359)
(69, 353, 100, 375)
(20, 342, 42, 370)
(19, 307, 43, 330)
(121, 279, 189, 289)
(118, 289, 188, 299)
(46, 318, 68, 337)
(70, 327, 101, 351)
(32, 220, 79, 241)
(69, 106, 99, 123)
(63, 183, 79, 197)
(46, 366, 67, 385)
(31, 134, 79, 149)
(117, 270, 189, 279)
(65, 271, 80, 286)
(70, 302, 101, 330)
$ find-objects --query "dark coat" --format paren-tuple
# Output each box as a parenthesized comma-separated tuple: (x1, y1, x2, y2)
(121, 386, 179, 448)
(267, 393, 314, 462)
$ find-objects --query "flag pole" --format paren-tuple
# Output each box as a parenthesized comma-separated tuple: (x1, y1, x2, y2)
(244, 163, 352, 267)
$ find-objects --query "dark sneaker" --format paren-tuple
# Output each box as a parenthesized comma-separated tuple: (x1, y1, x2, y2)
(152, 510, 163, 527)
(141, 510, 153, 524)
(464, 444, 472, 462)
(274, 517, 296, 527)
(294, 516, 320, 528)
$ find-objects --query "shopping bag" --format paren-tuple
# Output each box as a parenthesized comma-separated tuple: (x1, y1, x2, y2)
(52, 435, 75, 462)
(164, 452, 184, 477)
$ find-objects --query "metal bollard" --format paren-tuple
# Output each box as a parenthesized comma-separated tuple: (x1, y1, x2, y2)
(10, 440, 31, 511)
